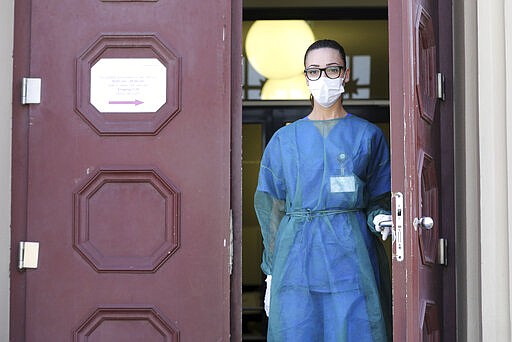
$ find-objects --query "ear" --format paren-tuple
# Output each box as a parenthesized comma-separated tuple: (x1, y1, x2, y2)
(343, 68, 351, 83)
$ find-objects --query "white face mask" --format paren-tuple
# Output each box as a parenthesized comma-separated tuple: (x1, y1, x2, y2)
(308, 76, 345, 108)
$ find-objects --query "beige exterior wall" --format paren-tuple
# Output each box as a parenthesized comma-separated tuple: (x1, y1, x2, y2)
(477, 0, 512, 340)
(455, 0, 512, 341)
(454, 2, 482, 342)
(0, 1, 14, 341)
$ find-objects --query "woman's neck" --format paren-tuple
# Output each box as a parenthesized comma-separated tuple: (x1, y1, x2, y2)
(308, 101, 347, 120)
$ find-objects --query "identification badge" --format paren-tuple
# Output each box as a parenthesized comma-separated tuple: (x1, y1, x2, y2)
(330, 176, 356, 193)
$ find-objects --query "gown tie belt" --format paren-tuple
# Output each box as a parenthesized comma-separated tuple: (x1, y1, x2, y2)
(285, 208, 360, 221)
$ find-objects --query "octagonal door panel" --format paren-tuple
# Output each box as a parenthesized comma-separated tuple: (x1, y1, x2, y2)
(11, 0, 235, 341)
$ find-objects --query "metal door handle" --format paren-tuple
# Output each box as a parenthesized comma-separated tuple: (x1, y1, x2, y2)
(414, 217, 434, 230)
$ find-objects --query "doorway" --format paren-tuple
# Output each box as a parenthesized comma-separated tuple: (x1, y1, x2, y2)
(240, 4, 390, 340)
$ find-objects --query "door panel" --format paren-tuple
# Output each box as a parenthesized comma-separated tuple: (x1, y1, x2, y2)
(389, 0, 454, 340)
(12, 1, 233, 340)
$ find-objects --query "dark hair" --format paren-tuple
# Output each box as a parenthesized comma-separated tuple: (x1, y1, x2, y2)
(304, 39, 347, 67)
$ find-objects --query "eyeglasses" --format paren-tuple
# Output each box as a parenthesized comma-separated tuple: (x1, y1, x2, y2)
(304, 65, 345, 81)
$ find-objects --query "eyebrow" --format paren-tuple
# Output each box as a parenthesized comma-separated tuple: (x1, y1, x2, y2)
(306, 62, 345, 68)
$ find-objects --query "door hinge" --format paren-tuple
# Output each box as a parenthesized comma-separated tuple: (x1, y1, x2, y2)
(18, 241, 40, 270)
(438, 238, 448, 266)
(21, 77, 42, 105)
(228, 209, 233, 275)
(436, 72, 445, 101)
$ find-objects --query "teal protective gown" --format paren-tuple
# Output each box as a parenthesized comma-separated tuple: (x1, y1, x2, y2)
(255, 114, 391, 342)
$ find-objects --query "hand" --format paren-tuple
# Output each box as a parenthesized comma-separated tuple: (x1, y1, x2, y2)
(373, 214, 393, 241)
(264, 275, 272, 316)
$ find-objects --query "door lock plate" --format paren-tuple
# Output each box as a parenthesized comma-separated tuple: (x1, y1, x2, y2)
(393, 192, 404, 262)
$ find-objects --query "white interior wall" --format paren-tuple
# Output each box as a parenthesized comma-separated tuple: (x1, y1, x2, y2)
(0, 0, 14, 341)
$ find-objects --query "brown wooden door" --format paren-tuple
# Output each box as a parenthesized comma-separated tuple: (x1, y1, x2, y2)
(11, 1, 237, 340)
(389, 0, 455, 340)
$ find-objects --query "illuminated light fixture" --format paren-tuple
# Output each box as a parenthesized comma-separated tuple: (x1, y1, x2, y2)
(261, 75, 310, 100)
(245, 20, 315, 80)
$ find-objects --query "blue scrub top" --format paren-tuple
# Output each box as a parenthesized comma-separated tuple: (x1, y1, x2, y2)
(255, 114, 391, 342)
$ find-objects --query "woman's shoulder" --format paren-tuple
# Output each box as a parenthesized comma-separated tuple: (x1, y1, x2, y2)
(271, 116, 309, 137)
(346, 114, 384, 136)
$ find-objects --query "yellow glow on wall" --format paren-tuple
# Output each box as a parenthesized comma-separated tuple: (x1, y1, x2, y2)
(245, 20, 315, 80)
(260, 75, 310, 100)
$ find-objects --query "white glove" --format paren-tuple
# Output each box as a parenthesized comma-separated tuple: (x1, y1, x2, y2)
(264, 275, 272, 317)
(373, 214, 393, 241)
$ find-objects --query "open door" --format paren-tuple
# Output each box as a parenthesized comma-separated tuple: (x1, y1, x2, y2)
(11, 0, 240, 340)
(389, 0, 455, 340)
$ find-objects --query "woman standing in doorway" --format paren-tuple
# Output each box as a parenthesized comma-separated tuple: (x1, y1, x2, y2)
(254, 39, 392, 341)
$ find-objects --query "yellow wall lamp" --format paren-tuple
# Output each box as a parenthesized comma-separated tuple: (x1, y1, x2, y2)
(245, 20, 315, 100)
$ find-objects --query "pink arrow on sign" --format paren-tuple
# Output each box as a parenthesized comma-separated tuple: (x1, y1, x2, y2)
(108, 99, 144, 106)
